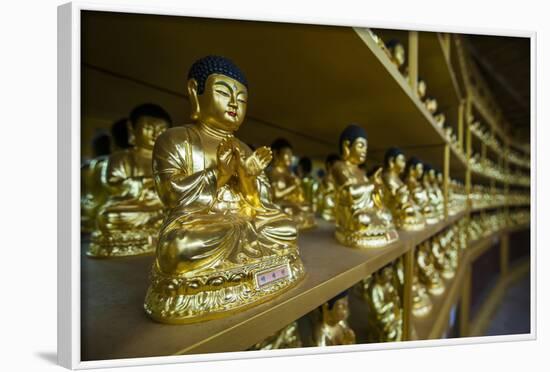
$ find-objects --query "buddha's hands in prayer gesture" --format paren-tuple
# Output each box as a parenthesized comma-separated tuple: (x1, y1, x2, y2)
(217, 138, 238, 176)
(243, 146, 272, 177)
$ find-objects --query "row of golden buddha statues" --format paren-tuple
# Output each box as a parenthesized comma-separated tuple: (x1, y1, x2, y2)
(367, 29, 531, 188)
(470, 120, 531, 169)
(81, 56, 527, 333)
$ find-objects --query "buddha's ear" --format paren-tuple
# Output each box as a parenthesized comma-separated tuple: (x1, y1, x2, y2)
(342, 140, 351, 159)
(187, 78, 200, 121)
(126, 120, 135, 146)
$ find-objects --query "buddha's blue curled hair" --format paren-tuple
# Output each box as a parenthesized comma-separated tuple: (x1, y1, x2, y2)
(339, 124, 367, 155)
(406, 156, 422, 169)
(384, 147, 404, 166)
(188, 55, 249, 95)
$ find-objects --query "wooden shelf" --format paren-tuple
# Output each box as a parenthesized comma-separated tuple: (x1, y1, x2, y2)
(81, 212, 466, 361)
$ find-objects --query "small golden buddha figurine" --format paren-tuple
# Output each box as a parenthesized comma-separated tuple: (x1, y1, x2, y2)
(417, 78, 445, 128)
(421, 165, 444, 220)
(431, 235, 455, 280)
(313, 292, 356, 346)
(411, 263, 433, 317)
(381, 148, 426, 231)
(297, 156, 319, 212)
(88, 104, 171, 257)
(268, 138, 316, 230)
(317, 154, 340, 221)
(361, 265, 403, 342)
(332, 125, 399, 248)
(143, 56, 306, 324)
(416, 241, 445, 295)
(249, 321, 302, 350)
(385, 39, 407, 77)
(81, 133, 111, 233)
(403, 157, 440, 225)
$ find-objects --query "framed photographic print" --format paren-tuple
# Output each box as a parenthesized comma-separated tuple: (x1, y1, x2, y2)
(57, 1, 535, 369)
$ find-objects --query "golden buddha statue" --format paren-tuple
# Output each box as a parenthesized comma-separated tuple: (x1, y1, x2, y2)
(385, 39, 407, 77)
(392, 254, 432, 317)
(297, 156, 319, 213)
(421, 165, 444, 220)
(313, 292, 356, 346)
(431, 234, 455, 280)
(331, 125, 399, 248)
(416, 241, 445, 295)
(381, 148, 426, 231)
(268, 138, 316, 230)
(88, 104, 171, 257)
(143, 56, 306, 324)
(361, 265, 403, 342)
(81, 133, 111, 233)
(403, 157, 440, 225)
(411, 263, 433, 317)
(316, 154, 340, 221)
(249, 321, 302, 350)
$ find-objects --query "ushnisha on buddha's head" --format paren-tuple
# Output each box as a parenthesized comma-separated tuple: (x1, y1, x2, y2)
(187, 55, 249, 133)
(339, 124, 368, 165)
(127, 103, 171, 151)
(385, 147, 406, 174)
(405, 156, 424, 180)
(271, 138, 294, 168)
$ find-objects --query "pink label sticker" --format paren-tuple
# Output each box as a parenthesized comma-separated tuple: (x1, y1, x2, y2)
(255, 264, 290, 288)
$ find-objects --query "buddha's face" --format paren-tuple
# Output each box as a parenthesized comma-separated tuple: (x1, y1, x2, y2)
(393, 44, 405, 67)
(437, 172, 443, 183)
(133, 116, 168, 150)
(344, 137, 368, 165)
(391, 154, 406, 174)
(276, 147, 293, 168)
(190, 73, 248, 132)
(329, 297, 349, 322)
(381, 267, 394, 282)
(415, 163, 424, 179)
(429, 169, 436, 181)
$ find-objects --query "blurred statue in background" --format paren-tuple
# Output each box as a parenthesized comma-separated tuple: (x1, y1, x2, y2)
(332, 125, 398, 248)
(317, 154, 340, 221)
(417, 78, 446, 128)
(249, 321, 302, 350)
(88, 104, 171, 257)
(144, 56, 305, 324)
(422, 165, 444, 219)
(360, 265, 403, 342)
(313, 291, 356, 346)
(403, 157, 439, 225)
(416, 241, 445, 295)
(296, 156, 319, 212)
(381, 148, 426, 231)
(385, 39, 407, 78)
(268, 138, 316, 230)
(81, 132, 112, 233)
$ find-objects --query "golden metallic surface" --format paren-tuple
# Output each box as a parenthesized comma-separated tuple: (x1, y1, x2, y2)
(381, 153, 426, 231)
(316, 169, 337, 222)
(332, 136, 399, 248)
(404, 161, 440, 225)
(143, 70, 305, 324)
(248, 321, 302, 350)
(411, 265, 433, 317)
(81, 156, 109, 233)
(312, 295, 356, 346)
(359, 266, 403, 342)
(268, 146, 316, 230)
(431, 234, 455, 280)
(416, 241, 445, 296)
(422, 168, 444, 220)
(300, 175, 319, 213)
(88, 117, 168, 257)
